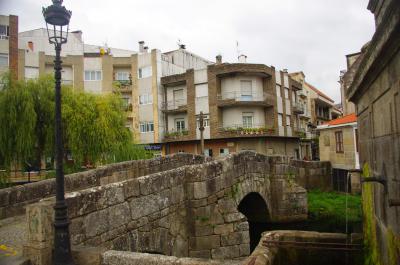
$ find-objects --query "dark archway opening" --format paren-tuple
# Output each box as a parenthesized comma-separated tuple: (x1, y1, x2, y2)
(238, 192, 269, 253)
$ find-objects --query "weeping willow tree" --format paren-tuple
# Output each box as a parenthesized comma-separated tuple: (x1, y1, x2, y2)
(0, 74, 151, 173)
(0, 74, 37, 170)
(62, 88, 141, 166)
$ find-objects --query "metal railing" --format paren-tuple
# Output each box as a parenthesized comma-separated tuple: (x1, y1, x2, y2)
(217, 91, 270, 102)
(293, 102, 305, 112)
(161, 99, 187, 111)
(164, 128, 189, 138)
(219, 124, 275, 135)
(61, 79, 73, 85)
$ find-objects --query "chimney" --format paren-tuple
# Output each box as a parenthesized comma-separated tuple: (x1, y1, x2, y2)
(144, 46, 149, 53)
(71, 30, 82, 41)
(179, 44, 186, 50)
(216, 55, 222, 64)
(139, 41, 145, 53)
(238, 54, 247, 63)
(28, 41, 34, 52)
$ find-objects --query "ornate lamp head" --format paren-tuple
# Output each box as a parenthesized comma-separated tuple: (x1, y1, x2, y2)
(42, 0, 72, 45)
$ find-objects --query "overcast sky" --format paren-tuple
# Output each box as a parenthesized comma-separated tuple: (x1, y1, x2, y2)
(1, 0, 375, 103)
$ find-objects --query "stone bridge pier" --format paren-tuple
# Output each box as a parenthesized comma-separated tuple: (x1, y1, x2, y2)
(24, 152, 307, 264)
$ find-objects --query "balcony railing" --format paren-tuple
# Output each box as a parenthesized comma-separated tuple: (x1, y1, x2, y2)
(62, 79, 73, 85)
(219, 124, 275, 136)
(161, 99, 187, 112)
(294, 127, 306, 138)
(113, 80, 132, 93)
(298, 90, 307, 98)
(163, 129, 191, 141)
(293, 102, 305, 114)
(217, 91, 274, 107)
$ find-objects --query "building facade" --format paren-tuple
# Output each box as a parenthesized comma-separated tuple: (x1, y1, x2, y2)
(317, 114, 360, 193)
(345, 0, 400, 264)
(161, 56, 305, 158)
(290, 71, 342, 159)
(15, 28, 211, 148)
(0, 15, 18, 79)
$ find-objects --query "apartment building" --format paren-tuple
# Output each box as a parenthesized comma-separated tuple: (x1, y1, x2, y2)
(13, 24, 211, 149)
(160, 55, 305, 158)
(0, 15, 18, 79)
(339, 51, 363, 116)
(289, 71, 342, 159)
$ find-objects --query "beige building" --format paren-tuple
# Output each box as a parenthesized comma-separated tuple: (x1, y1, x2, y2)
(290, 71, 342, 159)
(339, 52, 360, 115)
(317, 113, 359, 170)
(14, 27, 211, 149)
(0, 15, 18, 80)
(160, 55, 305, 158)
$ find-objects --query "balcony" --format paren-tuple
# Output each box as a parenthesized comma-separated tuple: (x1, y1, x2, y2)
(316, 113, 330, 121)
(298, 90, 307, 98)
(300, 110, 311, 119)
(161, 99, 187, 113)
(217, 92, 274, 107)
(293, 102, 305, 114)
(219, 124, 276, 138)
(163, 129, 191, 142)
(113, 80, 132, 93)
(62, 79, 73, 86)
(294, 128, 306, 138)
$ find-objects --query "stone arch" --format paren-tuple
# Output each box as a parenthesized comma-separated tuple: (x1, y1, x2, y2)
(237, 192, 270, 253)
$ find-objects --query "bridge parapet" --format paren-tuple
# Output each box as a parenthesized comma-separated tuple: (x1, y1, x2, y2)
(24, 152, 308, 264)
(0, 153, 208, 220)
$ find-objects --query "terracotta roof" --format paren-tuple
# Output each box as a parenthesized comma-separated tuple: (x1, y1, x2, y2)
(325, 113, 357, 126)
(305, 82, 334, 103)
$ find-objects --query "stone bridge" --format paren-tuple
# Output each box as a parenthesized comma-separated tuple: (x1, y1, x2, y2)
(21, 151, 309, 264)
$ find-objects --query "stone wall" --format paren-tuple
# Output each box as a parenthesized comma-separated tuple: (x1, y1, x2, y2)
(242, 230, 360, 265)
(0, 153, 208, 220)
(24, 152, 307, 264)
(102, 251, 242, 265)
(289, 160, 332, 191)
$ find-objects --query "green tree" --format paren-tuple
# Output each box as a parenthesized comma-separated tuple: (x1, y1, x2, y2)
(0, 74, 36, 169)
(0, 73, 151, 174)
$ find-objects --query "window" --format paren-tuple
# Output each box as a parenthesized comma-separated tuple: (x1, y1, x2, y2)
(0, 54, 8, 67)
(115, 72, 129, 81)
(284, 88, 289, 99)
(0, 25, 9, 40)
(84, 70, 102, 81)
(276, 85, 281, 97)
(138, 66, 152, 79)
(286, 115, 291, 127)
(196, 114, 210, 128)
(220, 148, 229, 157)
(204, 149, 213, 157)
(173, 89, 184, 105)
(139, 94, 153, 105)
(122, 97, 131, 109)
(292, 91, 297, 103)
(240, 80, 252, 101)
(278, 114, 283, 126)
(175, 118, 186, 132)
(139, 122, 154, 133)
(335, 131, 344, 153)
(242, 112, 254, 128)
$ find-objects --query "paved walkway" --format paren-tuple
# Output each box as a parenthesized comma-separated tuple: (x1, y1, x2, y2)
(0, 215, 27, 265)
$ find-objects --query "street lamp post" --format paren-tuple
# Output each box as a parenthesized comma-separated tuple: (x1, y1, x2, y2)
(42, 1, 74, 264)
(199, 111, 205, 155)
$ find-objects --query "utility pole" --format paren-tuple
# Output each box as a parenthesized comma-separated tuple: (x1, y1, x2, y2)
(199, 111, 205, 155)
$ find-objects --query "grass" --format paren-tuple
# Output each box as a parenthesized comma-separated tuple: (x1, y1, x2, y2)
(308, 189, 362, 225)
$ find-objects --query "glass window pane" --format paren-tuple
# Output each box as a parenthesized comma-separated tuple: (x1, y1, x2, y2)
(84, 71, 90, 80)
(90, 71, 95, 80)
(0, 54, 8, 67)
(96, 71, 102, 80)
